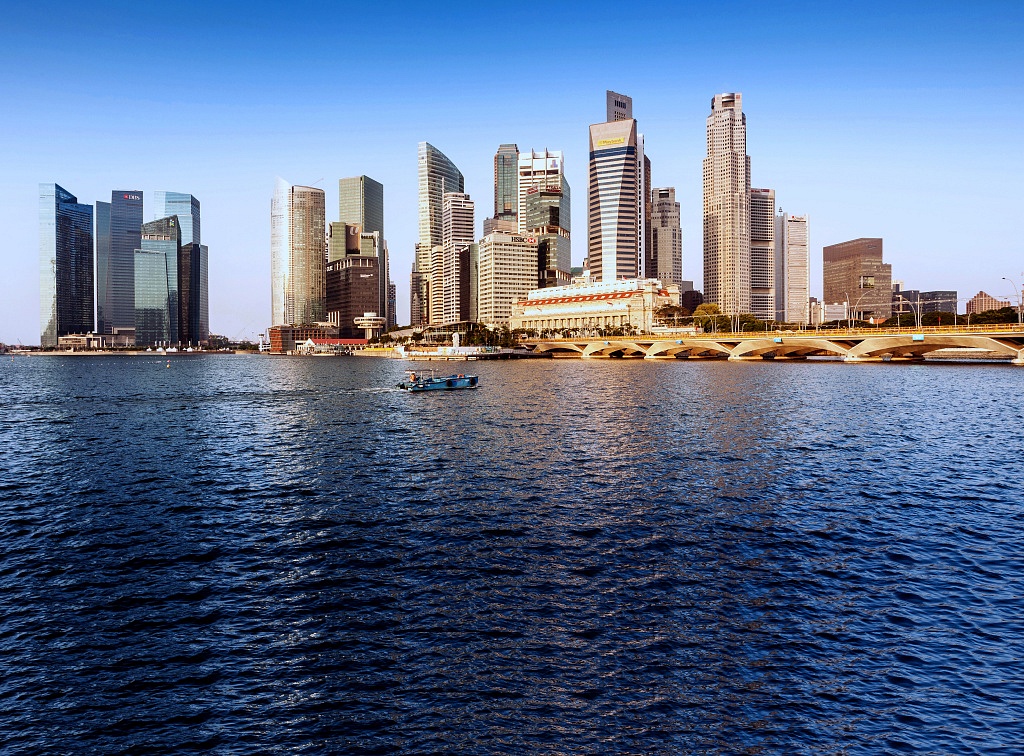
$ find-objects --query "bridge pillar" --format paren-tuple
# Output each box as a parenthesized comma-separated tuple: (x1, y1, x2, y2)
(1013, 349, 1024, 365)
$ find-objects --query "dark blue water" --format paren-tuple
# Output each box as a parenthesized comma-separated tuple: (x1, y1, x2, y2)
(1, 354, 1022, 754)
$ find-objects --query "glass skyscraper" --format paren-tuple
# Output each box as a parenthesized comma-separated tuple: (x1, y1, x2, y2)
(415, 142, 464, 324)
(134, 216, 181, 346)
(97, 190, 143, 335)
(338, 176, 388, 325)
(494, 144, 519, 222)
(39, 183, 94, 346)
(154, 192, 208, 345)
(94, 200, 111, 334)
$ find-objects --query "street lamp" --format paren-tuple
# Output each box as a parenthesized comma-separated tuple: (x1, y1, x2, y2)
(893, 293, 922, 329)
(1002, 275, 1024, 326)
(844, 290, 873, 331)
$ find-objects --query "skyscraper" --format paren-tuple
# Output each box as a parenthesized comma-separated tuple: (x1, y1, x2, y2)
(606, 90, 632, 122)
(94, 200, 111, 334)
(415, 142, 464, 325)
(338, 176, 383, 236)
(703, 93, 751, 319)
(39, 183, 94, 346)
(493, 144, 519, 223)
(823, 238, 892, 320)
(95, 190, 143, 336)
(271, 178, 326, 326)
(650, 188, 682, 286)
(750, 188, 775, 321)
(441, 192, 475, 324)
(153, 192, 208, 344)
(587, 117, 639, 282)
(338, 176, 388, 326)
(781, 214, 810, 324)
(477, 232, 539, 325)
(134, 216, 181, 346)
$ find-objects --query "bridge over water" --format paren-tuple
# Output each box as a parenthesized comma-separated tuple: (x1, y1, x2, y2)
(524, 324, 1024, 364)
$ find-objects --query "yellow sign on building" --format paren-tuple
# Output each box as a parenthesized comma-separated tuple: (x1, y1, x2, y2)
(596, 137, 626, 147)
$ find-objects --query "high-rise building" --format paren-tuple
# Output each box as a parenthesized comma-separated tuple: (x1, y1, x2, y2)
(95, 190, 143, 336)
(326, 255, 381, 338)
(778, 213, 810, 324)
(749, 188, 775, 321)
(415, 142, 464, 325)
(477, 232, 539, 325)
(517, 150, 565, 232)
(703, 93, 751, 319)
(410, 263, 424, 327)
(387, 281, 397, 331)
(823, 238, 892, 320)
(338, 176, 388, 326)
(271, 178, 326, 326)
(965, 291, 1010, 315)
(493, 144, 519, 223)
(94, 200, 111, 335)
(523, 185, 572, 289)
(39, 183, 94, 346)
(441, 192, 475, 324)
(153, 192, 208, 344)
(650, 188, 682, 286)
(587, 117, 639, 282)
(920, 290, 958, 314)
(519, 149, 571, 288)
(134, 216, 181, 346)
(338, 176, 383, 236)
(606, 90, 632, 121)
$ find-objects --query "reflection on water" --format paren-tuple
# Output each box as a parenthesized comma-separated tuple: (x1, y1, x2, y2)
(1, 355, 1022, 753)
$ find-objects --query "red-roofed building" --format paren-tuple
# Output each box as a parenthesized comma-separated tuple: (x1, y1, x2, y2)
(511, 278, 679, 334)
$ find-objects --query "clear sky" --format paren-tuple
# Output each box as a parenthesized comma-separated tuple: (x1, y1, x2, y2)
(2, 1, 1022, 343)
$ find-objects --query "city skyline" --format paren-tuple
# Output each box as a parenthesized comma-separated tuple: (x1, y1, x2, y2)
(3, 2, 1023, 343)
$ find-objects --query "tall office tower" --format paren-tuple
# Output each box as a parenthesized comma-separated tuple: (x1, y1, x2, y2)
(325, 227, 381, 338)
(94, 200, 111, 334)
(607, 90, 632, 121)
(271, 178, 326, 326)
(153, 192, 207, 344)
(134, 216, 181, 346)
(822, 238, 892, 320)
(153, 191, 200, 245)
(522, 182, 571, 288)
(493, 144, 519, 223)
(517, 149, 565, 232)
(415, 142, 464, 324)
(703, 93, 751, 318)
(477, 232, 539, 325)
(749, 188, 775, 320)
(774, 210, 786, 321)
(387, 281, 397, 330)
(781, 214, 810, 324)
(441, 192, 475, 324)
(410, 261, 423, 326)
(640, 148, 652, 277)
(428, 245, 444, 326)
(338, 176, 388, 325)
(39, 183, 94, 346)
(650, 188, 682, 285)
(587, 117, 639, 281)
(95, 190, 143, 336)
(338, 176, 383, 235)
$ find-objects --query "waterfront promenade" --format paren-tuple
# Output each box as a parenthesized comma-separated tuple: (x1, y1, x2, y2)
(524, 323, 1024, 363)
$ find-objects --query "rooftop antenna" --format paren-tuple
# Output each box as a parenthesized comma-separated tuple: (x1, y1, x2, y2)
(310, 178, 324, 187)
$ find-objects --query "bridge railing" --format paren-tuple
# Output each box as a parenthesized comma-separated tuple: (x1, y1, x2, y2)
(522, 323, 1024, 342)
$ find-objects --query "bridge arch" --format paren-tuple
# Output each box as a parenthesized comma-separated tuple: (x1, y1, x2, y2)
(581, 340, 648, 358)
(846, 335, 1023, 360)
(729, 337, 851, 360)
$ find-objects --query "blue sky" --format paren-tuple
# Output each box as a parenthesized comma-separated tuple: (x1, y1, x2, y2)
(2, 1, 1022, 342)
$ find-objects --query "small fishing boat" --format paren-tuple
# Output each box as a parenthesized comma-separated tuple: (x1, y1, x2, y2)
(397, 370, 479, 392)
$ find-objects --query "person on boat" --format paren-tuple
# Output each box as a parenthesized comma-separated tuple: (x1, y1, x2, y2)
(409, 372, 417, 382)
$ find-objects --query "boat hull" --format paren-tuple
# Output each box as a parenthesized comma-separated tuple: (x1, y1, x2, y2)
(398, 375, 479, 392)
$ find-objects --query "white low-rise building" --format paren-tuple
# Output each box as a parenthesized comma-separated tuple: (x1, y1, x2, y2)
(511, 278, 679, 334)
